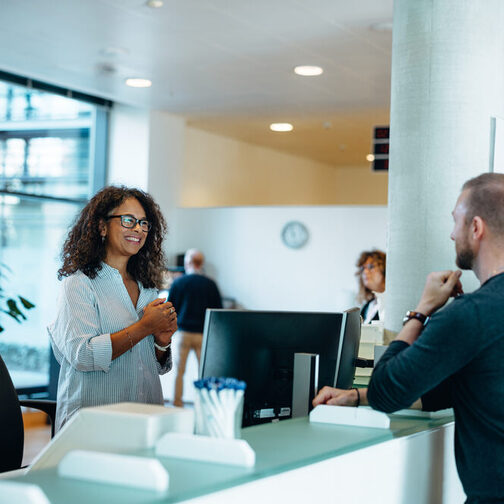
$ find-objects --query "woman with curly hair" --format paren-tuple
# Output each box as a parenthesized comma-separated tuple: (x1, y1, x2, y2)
(309, 249, 387, 410)
(356, 249, 386, 323)
(48, 186, 177, 431)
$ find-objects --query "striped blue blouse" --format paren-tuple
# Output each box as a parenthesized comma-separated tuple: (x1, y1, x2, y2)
(48, 263, 172, 431)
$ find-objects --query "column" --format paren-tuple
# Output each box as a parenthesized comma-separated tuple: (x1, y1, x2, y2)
(386, 0, 504, 333)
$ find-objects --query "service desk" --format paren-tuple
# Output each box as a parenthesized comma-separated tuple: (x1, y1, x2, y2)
(4, 413, 465, 503)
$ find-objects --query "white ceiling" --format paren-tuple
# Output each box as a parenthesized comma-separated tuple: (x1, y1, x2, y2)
(0, 0, 393, 166)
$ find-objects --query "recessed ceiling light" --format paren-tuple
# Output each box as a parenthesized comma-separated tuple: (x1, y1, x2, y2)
(366, 154, 375, 162)
(294, 65, 324, 77)
(270, 123, 294, 132)
(125, 78, 152, 88)
(145, 0, 164, 7)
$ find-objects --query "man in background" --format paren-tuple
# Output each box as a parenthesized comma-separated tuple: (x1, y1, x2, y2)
(168, 249, 222, 407)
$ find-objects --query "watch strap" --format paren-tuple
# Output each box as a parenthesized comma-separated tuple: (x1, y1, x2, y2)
(402, 310, 430, 326)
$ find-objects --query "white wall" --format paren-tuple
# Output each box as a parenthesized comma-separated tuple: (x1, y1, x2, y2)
(161, 204, 387, 404)
(107, 106, 388, 312)
(107, 104, 150, 189)
(147, 111, 186, 260)
(182, 127, 388, 207)
(174, 205, 388, 312)
(107, 106, 389, 402)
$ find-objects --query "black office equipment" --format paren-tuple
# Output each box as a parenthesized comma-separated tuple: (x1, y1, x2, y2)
(200, 308, 361, 427)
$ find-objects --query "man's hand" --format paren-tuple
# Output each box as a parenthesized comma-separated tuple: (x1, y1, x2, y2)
(312, 386, 365, 407)
(416, 270, 463, 316)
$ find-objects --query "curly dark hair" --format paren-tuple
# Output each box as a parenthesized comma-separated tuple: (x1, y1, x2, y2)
(58, 186, 167, 289)
(355, 249, 386, 303)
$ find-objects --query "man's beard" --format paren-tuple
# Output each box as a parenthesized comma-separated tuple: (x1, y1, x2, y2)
(455, 238, 474, 270)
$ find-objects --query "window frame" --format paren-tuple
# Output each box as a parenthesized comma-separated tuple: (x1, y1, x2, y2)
(0, 71, 111, 396)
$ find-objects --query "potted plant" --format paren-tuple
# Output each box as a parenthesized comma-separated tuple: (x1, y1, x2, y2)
(0, 262, 35, 332)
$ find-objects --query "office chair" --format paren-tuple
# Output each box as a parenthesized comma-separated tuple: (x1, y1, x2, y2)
(0, 354, 56, 473)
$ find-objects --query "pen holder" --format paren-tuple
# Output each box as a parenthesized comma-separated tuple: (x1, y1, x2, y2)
(193, 377, 246, 439)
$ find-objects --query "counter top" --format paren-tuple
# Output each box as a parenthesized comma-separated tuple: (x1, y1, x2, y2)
(5, 411, 454, 503)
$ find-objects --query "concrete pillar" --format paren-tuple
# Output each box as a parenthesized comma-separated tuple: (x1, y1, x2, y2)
(385, 0, 504, 334)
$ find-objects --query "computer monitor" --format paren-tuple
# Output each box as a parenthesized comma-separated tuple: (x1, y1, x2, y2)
(200, 308, 361, 427)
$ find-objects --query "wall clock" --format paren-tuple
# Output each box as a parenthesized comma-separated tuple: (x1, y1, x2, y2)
(281, 221, 309, 249)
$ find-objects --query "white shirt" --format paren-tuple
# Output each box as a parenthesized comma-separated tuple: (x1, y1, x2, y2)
(363, 297, 379, 324)
(375, 291, 386, 322)
(48, 263, 172, 431)
(362, 291, 386, 324)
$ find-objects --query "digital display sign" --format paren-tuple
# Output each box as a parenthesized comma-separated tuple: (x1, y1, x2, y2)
(374, 127, 390, 139)
(373, 143, 389, 155)
(371, 125, 389, 172)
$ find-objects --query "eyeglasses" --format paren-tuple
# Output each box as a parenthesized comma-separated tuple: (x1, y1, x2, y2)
(107, 214, 152, 232)
(359, 263, 376, 273)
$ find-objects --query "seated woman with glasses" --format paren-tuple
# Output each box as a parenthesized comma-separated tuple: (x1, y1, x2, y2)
(356, 249, 386, 324)
(48, 186, 177, 431)
(309, 249, 387, 409)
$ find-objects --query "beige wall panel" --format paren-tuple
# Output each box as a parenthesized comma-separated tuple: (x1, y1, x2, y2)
(183, 127, 388, 207)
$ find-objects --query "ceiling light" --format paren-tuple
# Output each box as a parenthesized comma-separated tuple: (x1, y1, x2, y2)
(366, 154, 375, 162)
(125, 78, 152, 88)
(270, 123, 293, 132)
(145, 0, 164, 7)
(294, 65, 323, 77)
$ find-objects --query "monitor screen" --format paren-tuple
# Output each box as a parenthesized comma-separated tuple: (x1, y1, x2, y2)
(200, 308, 361, 427)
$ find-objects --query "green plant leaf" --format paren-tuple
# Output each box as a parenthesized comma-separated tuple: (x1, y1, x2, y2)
(7, 298, 23, 315)
(6, 299, 27, 320)
(3, 309, 22, 323)
(18, 296, 35, 309)
(0, 264, 35, 333)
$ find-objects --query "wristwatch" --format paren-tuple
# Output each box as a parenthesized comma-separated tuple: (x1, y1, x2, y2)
(402, 310, 430, 327)
(154, 341, 171, 352)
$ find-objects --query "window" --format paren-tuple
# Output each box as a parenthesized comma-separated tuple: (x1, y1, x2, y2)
(0, 73, 110, 395)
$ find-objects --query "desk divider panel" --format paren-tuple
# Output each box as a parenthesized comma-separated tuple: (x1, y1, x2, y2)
(0, 482, 50, 504)
(309, 404, 391, 429)
(29, 402, 194, 471)
(155, 432, 256, 467)
(58, 450, 169, 493)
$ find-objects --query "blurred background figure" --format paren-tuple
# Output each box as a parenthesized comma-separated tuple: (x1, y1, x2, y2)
(356, 249, 386, 324)
(168, 249, 223, 407)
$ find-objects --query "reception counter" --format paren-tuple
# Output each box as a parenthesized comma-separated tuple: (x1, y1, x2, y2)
(2, 407, 465, 504)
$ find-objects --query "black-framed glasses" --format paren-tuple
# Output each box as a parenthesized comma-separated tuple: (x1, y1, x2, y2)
(107, 214, 152, 232)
